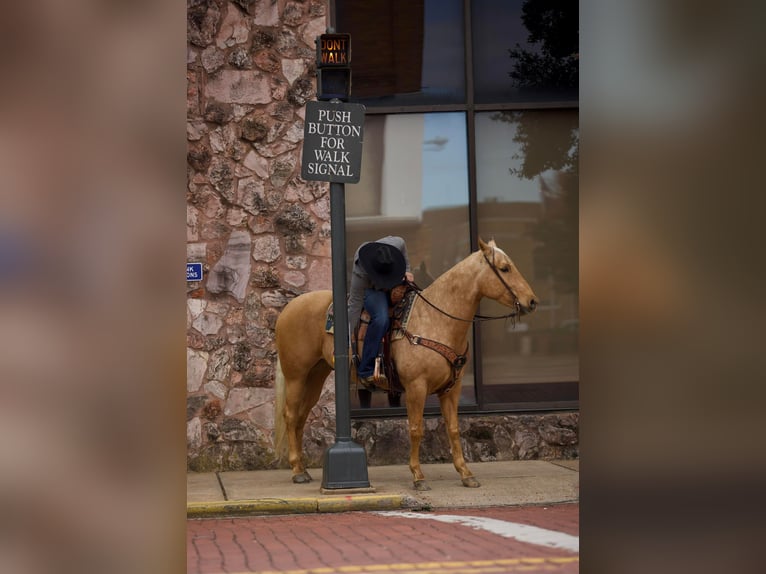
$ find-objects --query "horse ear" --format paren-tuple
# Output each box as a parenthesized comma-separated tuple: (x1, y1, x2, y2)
(479, 238, 491, 255)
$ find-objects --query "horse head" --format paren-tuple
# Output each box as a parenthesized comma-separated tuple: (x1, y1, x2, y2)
(478, 238, 538, 316)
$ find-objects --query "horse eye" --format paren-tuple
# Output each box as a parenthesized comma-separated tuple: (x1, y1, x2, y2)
(500, 266, 510, 273)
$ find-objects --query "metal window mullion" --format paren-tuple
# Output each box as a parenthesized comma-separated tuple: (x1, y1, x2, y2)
(463, 0, 486, 411)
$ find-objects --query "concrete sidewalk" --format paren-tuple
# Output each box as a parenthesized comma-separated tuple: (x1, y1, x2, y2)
(187, 459, 579, 518)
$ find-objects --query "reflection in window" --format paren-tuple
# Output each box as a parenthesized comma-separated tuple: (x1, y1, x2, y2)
(475, 109, 578, 404)
(345, 113, 476, 410)
(346, 112, 470, 277)
(336, 0, 465, 106)
(333, 1, 580, 412)
(472, 0, 578, 104)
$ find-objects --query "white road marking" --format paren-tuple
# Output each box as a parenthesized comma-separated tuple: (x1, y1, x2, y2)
(376, 511, 579, 552)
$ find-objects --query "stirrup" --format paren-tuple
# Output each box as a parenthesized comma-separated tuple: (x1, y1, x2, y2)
(359, 374, 387, 392)
(372, 357, 390, 391)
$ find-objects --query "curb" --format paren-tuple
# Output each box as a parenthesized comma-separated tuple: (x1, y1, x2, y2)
(187, 494, 422, 518)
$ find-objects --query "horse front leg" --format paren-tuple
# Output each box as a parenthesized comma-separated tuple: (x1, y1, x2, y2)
(404, 381, 430, 491)
(439, 380, 480, 488)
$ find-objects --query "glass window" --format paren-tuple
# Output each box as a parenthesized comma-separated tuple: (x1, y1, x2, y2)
(335, 0, 580, 415)
(346, 112, 475, 411)
(475, 109, 579, 407)
(336, 0, 466, 106)
(471, 0, 578, 104)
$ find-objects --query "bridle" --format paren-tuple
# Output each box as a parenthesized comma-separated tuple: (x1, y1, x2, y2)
(407, 247, 521, 324)
(481, 248, 522, 317)
(398, 247, 522, 396)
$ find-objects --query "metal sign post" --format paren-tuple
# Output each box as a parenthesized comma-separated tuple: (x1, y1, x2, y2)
(300, 32, 370, 490)
(319, 180, 371, 490)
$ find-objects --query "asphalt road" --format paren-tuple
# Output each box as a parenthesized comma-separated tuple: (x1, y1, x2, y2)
(187, 503, 579, 574)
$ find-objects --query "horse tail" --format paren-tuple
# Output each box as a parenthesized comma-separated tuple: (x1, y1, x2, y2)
(273, 356, 288, 464)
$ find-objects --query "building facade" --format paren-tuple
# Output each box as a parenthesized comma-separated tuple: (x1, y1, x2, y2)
(187, 0, 578, 471)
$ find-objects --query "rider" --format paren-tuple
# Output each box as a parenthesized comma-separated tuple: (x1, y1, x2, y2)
(348, 236, 414, 391)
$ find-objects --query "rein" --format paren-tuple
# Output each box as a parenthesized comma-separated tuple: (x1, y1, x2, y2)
(406, 249, 521, 325)
(398, 247, 521, 396)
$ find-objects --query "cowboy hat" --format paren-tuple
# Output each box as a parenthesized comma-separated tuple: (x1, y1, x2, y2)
(358, 241, 406, 289)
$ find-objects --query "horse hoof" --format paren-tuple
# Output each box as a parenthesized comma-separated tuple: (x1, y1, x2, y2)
(462, 476, 481, 488)
(414, 480, 431, 491)
(292, 471, 312, 484)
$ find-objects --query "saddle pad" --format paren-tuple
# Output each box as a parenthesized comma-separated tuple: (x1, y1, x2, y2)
(324, 303, 364, 335)
(391, 289, 416, 341)
(325, 303, 335, 334)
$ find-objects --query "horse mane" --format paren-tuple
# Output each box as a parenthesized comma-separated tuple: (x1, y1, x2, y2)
(419, 249, 482, 299)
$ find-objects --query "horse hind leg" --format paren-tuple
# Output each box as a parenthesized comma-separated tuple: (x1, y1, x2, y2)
(285, 360, 332, 484)
(439, 381, 480, 488)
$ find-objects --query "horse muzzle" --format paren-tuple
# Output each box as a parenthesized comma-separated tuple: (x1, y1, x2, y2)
(517, 297, 538, 316)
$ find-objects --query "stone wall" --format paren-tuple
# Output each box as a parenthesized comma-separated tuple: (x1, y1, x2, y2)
(187, 0, 333, 471)
(353, 412, 579, 467)
(186, 0, 579, 472)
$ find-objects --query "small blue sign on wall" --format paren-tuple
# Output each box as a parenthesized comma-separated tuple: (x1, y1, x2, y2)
(187, 262, 203, 282)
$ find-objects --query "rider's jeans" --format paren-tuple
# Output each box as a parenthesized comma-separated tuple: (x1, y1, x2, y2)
(359, 288, 389, 377)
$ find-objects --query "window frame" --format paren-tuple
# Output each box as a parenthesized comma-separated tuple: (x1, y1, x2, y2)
(342, 0, 579, 418)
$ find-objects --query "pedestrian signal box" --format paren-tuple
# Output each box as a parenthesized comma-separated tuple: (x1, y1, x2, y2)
(316, 33, 352, 101)
(318, 33, 350, 65)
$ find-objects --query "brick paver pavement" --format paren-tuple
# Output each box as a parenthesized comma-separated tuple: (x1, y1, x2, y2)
(187, 503, 579, 573)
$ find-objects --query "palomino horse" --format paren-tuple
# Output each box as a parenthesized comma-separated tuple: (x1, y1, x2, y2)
(274, 239, 538, 491)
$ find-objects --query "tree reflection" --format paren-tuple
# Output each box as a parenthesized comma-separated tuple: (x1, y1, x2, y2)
(501, 110, 578, 296)
(493, 0, 579, 295)
(508, 0, 578, 90)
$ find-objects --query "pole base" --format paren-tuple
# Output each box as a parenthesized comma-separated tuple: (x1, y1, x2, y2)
(321, 438, 371, 489)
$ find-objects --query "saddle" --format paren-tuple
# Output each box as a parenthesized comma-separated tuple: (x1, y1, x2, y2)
(325, 284, 416, 395)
